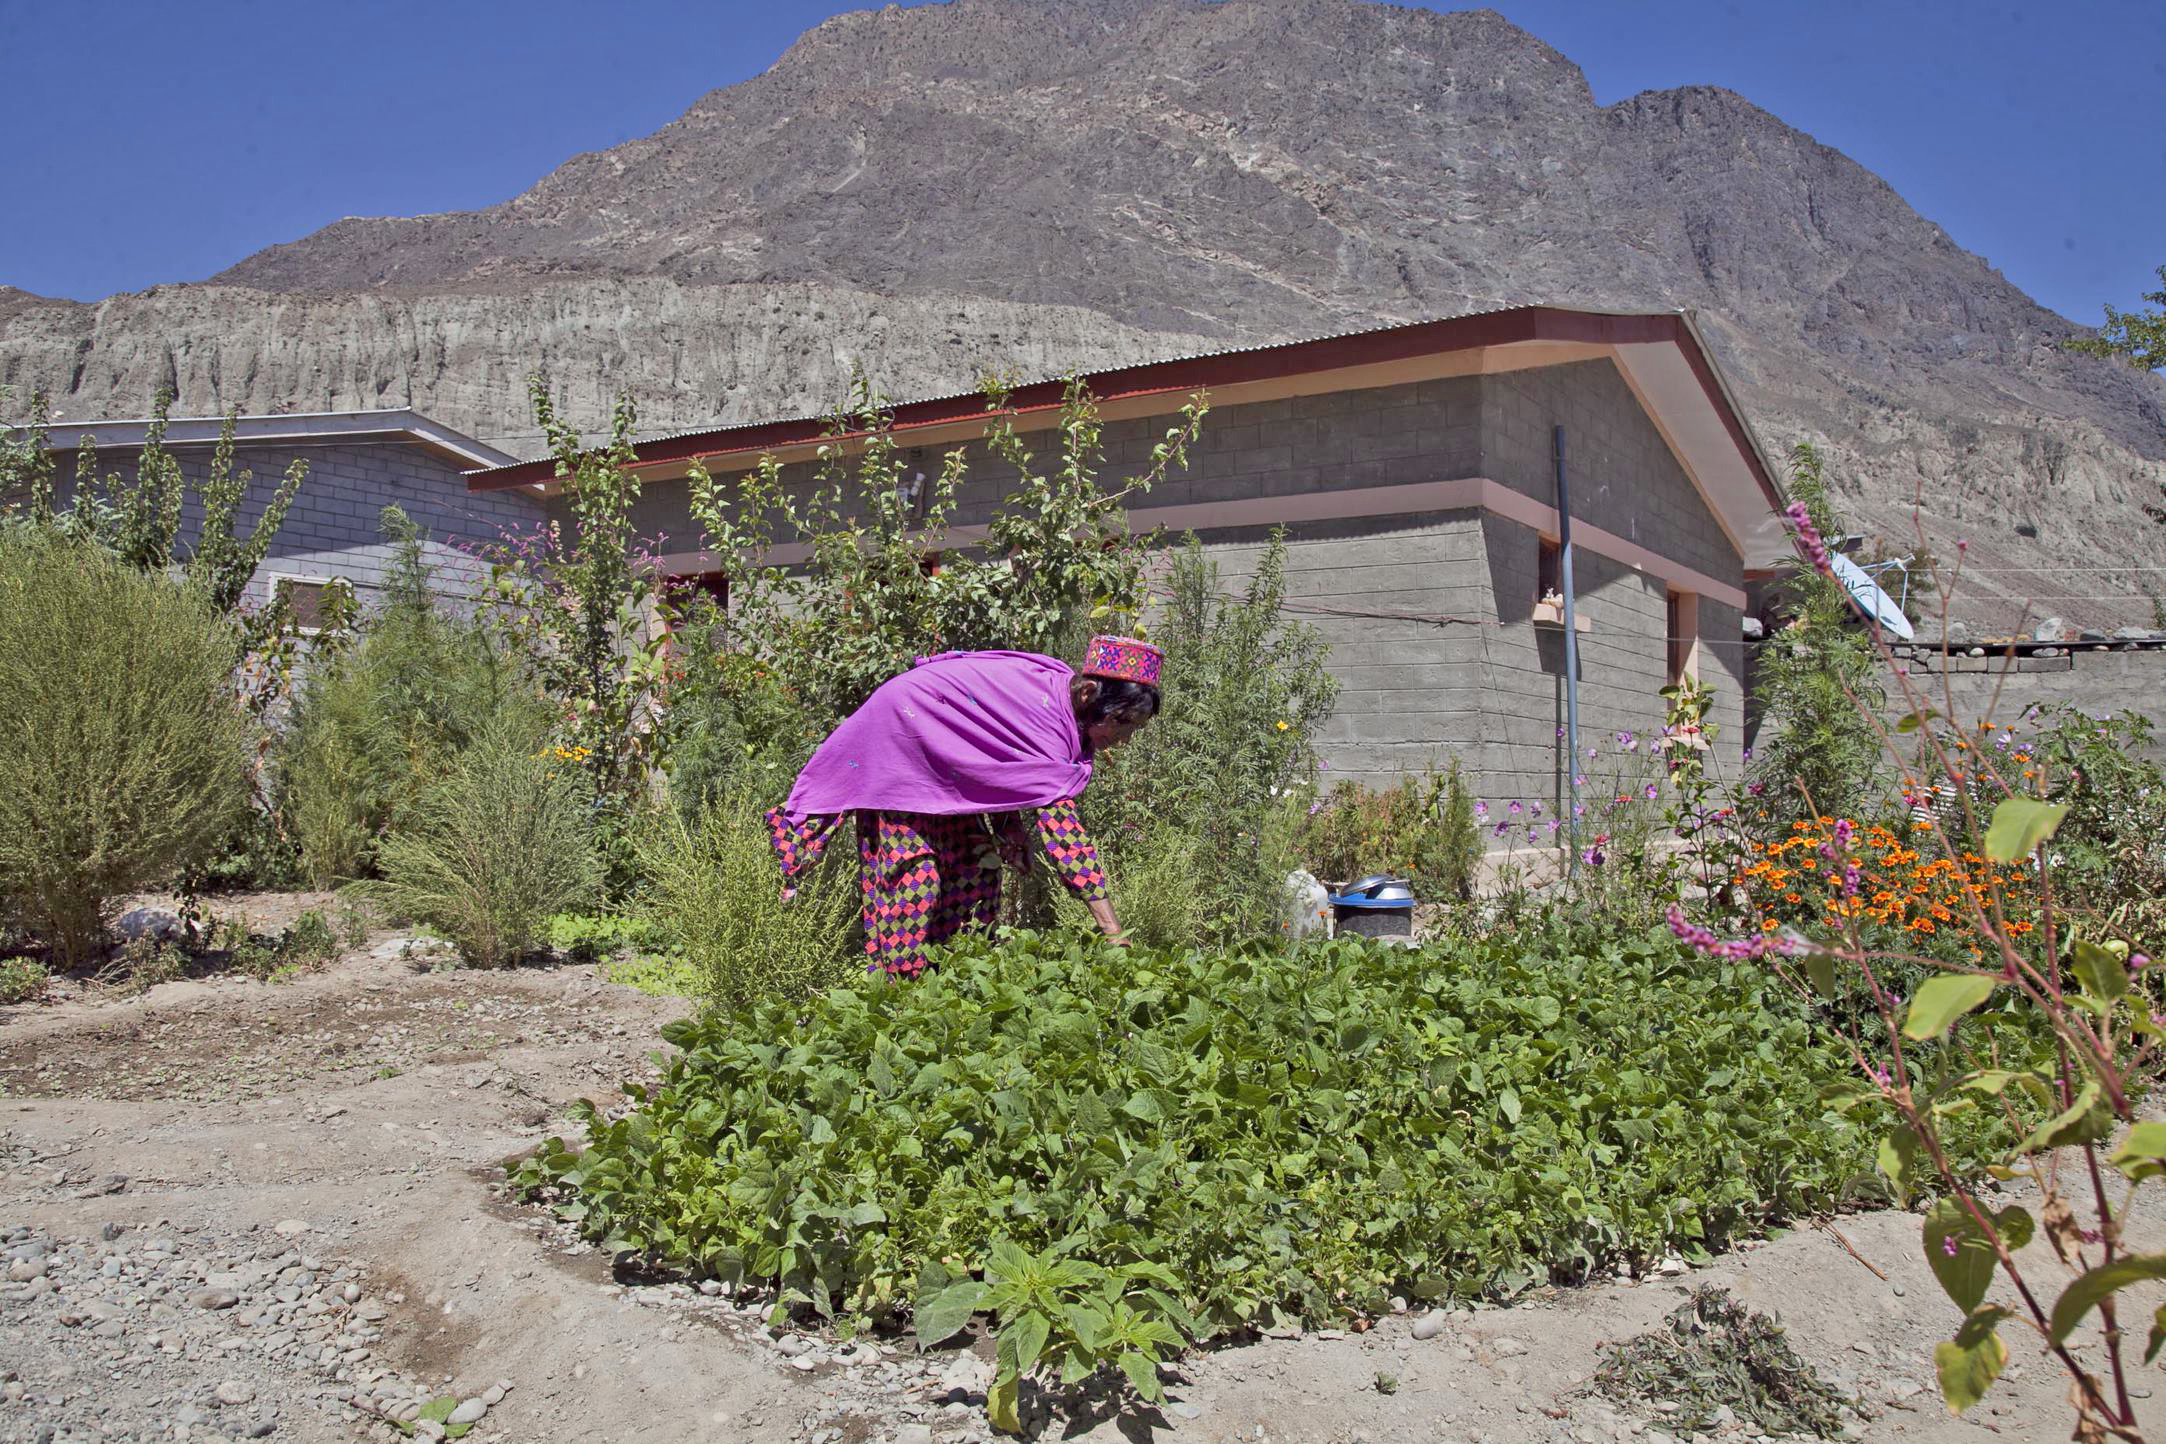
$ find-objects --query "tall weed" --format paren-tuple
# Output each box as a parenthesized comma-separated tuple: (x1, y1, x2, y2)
(284, 506, 529, 884)
(636, 797, 859, 1011)
(1084, 534, 1337, 943)
(358, 721, 602, 968)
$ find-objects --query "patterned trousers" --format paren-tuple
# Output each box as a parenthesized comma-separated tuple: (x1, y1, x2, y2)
(767, 800, 1107, 979)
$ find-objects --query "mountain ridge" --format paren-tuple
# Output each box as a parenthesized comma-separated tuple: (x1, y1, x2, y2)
(4, 0, 2162, 627)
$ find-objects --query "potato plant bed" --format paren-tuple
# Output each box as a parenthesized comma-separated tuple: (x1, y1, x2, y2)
(515, 926, 1987, 1429)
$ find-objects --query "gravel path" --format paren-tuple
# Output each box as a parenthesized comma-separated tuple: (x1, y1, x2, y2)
(5, 892, 2166, 1444)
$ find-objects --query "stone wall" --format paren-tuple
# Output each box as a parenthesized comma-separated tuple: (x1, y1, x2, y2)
(1887, 645, 2166, 763)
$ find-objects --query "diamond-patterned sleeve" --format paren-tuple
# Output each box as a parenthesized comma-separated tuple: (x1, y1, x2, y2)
(1031, 798, 1109, 901)
(766, 808, 846, 880)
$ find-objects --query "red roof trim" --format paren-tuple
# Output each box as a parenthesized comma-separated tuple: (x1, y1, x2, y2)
(466, 306, 1777, 507)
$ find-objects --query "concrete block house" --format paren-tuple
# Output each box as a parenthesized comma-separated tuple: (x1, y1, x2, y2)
(34, 409, 535, 623)
(469, 306, 1790, 829)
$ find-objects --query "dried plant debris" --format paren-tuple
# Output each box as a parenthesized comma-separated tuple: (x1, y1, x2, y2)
(1595, 1286, 1855, 1439)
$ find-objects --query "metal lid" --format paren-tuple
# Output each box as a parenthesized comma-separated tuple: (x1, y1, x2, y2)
(1330, 875, 1416, 908)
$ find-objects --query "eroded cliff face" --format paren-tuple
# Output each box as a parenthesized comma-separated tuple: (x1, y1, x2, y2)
(0, 280, 1214, 451)
(4, 0, 2161, 627)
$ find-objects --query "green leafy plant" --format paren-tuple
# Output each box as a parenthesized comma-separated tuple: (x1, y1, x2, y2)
(0, 956, 48, 1005)
(515, 920, 2010, 1432)
(544, 911, 664, 964)
(280, 909, 340, 967)
(685, 371, 1207, 738)
(475, 383, 671, 854)
(1686, 497, 2166, 1439)
(1746, 442, 1885, 830)
(1595, 1286, 1855, 1437)
(1300, 761, 1481, 901)
(2064, 263, 2166, 372)
(634, 797, 859, 1010)
(355, 721, 604, 968)
(284, 506, 529, 885)
(1082, 534, 1338, 942)
(0, 529, 251, 967)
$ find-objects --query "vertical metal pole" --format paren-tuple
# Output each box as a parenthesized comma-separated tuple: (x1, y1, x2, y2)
(1554, 425, 1581, 865)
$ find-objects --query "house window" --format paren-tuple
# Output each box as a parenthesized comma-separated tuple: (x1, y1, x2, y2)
(665, 570, 729, 610)
(271, 575, 342, 634)
(1667, 589, 1700, 685)
(1537, 537, 1561, 605)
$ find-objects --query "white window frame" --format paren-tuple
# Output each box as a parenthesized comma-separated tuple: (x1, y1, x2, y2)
(267, 572, 348, 637)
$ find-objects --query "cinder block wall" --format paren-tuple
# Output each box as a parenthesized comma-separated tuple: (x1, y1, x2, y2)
(64, 440, 546, 608)
(598, 358, 1755, 825)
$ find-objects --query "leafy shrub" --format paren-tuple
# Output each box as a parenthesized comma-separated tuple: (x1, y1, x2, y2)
(281, 909, 340, 967)
(517, 921, 2006, 1428)
(357, 722, 603, 968)
(284, 507, 529, 885)
(634, 797, 859, 1010)
(0, 529, 251, 967)
(1746, 443, 1884, 828)
(1083, 534, 1337, 942)
(1300, 761, 1482, 899)
(658, 647, 818, 817)
(1049, 826, 1205, 951)
(0, 956, 48, 1004)
(545, 911, 665, 964)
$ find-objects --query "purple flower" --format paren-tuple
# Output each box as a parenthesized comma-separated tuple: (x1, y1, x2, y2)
(1509, 801, 1523, 816)
(1307, 800, 1324, 816)
(1572, 773, 1586, 789)
(1573, 802, 1586, 819)
(1666, 904, 1796, 961)
(1527, 826, 1541, 843)
(1531, 801, 1543, 818)
(1616, 730, 1634, 749)
(1747, 781, 1767, 797)
(1742, 746, 1754, 764)
(1580, 846, 1605, 866)
(1587, 747, 1599, 761)
(1474, 801, 1489, 820)
(1545, 818, 1560, 836)
(1493, 822, 1510, 838)
(1642, 783, 1658, 802)
(1784, 500, 1831, 573)
(1556, 726, 1566, 739)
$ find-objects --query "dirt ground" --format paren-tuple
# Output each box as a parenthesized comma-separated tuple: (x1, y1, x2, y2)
(5, 893, 2166, 1444)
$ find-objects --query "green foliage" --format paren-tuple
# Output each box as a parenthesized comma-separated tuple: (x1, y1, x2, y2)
(480, 382, 671, 831)
(685, 371, 1206, 735)
(658, 646, 815, 816)
(0, 529, 251, 968)
(183, 409, 308, 613)
(2026, 706, 2166, 937)
(0, 956, 48, 1005)
(516, 921, 1972, 1426)
(284, 507, 528, 885)
(0, 389, 57, 524)
(356, 721, 604, 968)
(1049, 826, 1205, 951)
(544, 911, 664, 964)
(1595, 1286, 1854, 1437)
(2064, 263, 2166, 372)
(634, 797, 859, 1011)
(1082, 535, 1337, 942)
(1747, 443, 1885, 827)
(281, 909, 340, 967)
(1299, 761, 1482, 901)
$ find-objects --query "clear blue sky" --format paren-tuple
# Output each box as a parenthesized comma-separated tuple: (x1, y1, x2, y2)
(2, 0, 2160, 325)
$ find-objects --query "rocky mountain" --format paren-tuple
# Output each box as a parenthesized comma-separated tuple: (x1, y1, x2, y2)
(4, 0, 2162, 627)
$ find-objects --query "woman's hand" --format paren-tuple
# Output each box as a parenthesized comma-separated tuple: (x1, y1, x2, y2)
(1086, 897, 1129, 947)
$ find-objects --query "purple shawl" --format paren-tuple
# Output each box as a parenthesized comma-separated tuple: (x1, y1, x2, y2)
(779, 651, 1092, 820)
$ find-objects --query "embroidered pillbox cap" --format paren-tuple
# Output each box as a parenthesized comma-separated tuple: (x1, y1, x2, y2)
(1080, 634, 1163, 686)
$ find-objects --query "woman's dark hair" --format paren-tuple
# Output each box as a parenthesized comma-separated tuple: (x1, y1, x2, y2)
(1072, 675, 1161, 729)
